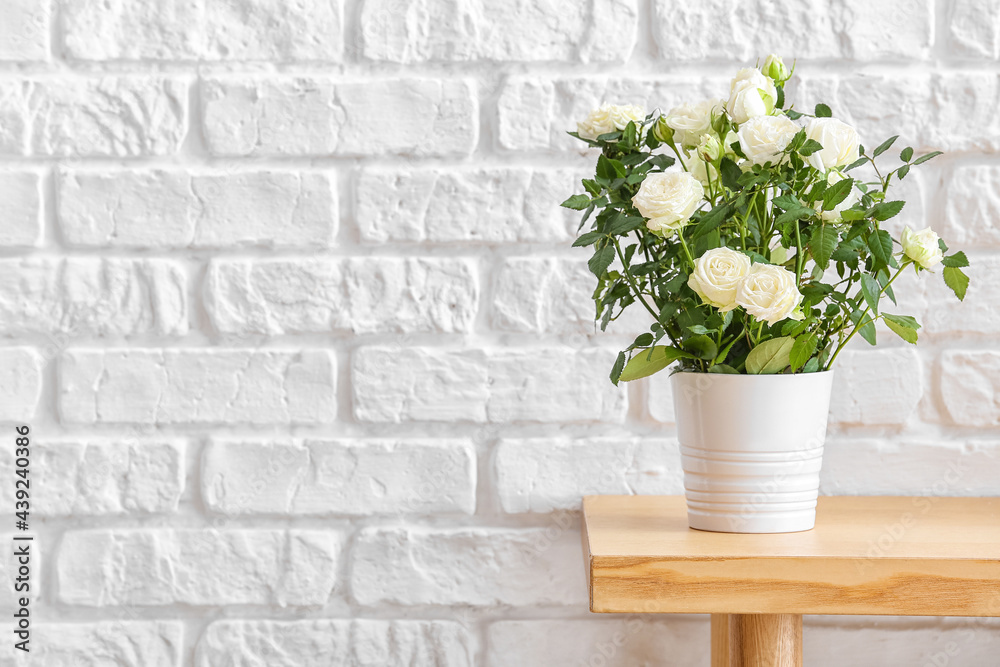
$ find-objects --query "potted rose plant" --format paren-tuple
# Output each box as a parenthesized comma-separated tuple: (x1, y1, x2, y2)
(563, 56, 969, 533)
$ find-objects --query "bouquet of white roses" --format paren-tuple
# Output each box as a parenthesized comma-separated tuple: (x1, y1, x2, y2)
(563, 55, 969, 384)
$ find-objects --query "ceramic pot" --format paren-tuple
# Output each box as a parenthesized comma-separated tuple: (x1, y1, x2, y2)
(671, 370, 835, 533)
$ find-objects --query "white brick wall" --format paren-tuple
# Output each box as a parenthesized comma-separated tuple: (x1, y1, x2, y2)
(2, 1, 999, 664)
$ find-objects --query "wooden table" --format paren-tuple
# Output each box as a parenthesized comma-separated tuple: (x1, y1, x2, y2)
(582, 495, 1000, 666)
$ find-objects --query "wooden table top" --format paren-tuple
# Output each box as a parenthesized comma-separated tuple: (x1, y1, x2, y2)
(583, 495, 1000, 616)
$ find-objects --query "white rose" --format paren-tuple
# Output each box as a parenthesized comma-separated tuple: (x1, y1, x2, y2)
(762, 54, 791, 84)
(804, 118, 861, 171)
(813, 170, 860, 221)
(664, 99, 724, 147)
(696, 133, 724, 162)
(726, 68, 777, 125)
(577, 104, 645, 140)
(737, 114, 801, 166)
(901, 226, 944, 269)
(688, 247, 752, 312)
(736, 263, 803, 325)
(632, 172, 705, 234)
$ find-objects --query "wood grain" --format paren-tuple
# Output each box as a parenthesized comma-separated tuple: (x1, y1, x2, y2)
(728, 614, 801, 667)
(584, 495, 1000, 616)
(710, 614, 730, 667)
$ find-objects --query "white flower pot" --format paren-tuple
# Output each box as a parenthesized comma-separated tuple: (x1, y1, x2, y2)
(671, 370, 835, 533)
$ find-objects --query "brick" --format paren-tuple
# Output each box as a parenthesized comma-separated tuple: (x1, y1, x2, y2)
(58, 529, 341, 606)
(352, 526, 587, 606)
(0, 170, 43, 247)
(59, 169, 336, 248)
(797, 72, 1000, 153)
(804, 619, 1000, 666)
(0, 440, 184, 516)
(492, 257, 652, 335)
(943, 166, 1000, 248)
(360, 0, 636, 63)
(495, 438, 683, 513)
(0, 258, 187, 337)
(24, 622, 183, 667)
(202, 76, 477, 157)
(352, 347, 626, 423)
(922, 254, 998, 335)
(203, 438, 475, 515)
(356, 167, 579, 243)
(948, 0, 1000, 58)
(497, 75, 727, 152)
(0, 348, 42, 422)
(821, 439, 1000, 496)
(0, 76, 188, 157)
(206, 257, 478, 335)
(941, 351, 1000, 427)
(829, 348, 923, 425)
(0, 0, 50, 61)
(653, 0, 931, 61)
(64, 0, 343, 62)
(59, 349, 336, 425)
(196, 619, 474, 667)
(487, 618, 708, 667)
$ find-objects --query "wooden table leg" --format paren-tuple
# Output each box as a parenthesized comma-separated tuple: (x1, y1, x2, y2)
(712, 613, 802, 667)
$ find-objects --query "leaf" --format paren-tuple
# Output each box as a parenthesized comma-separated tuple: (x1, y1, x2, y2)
(789, 333, 819, 372)
(607, 215, 645, 236)
(803, 357, 821, 373)
(619, 346, 692, 382)
(798, 139, 824, 156)
(912, 151, 943, 165)
(942, 251, 970, 268)
(572, 231, 604, 247)
(943, 266, 970, 301)
(809, 224, 839, 269)
(822, 177, 854, 211)
(588, 244, 615, 277)
(815, 103, 832, 118)
(900, 146, 914, 162)
(897, 164, 910, 180)
(843, 157, 868, 172)
(610, 351, 627, 385)
(859, 273, 881, 313)
(857, 314, 877, 345)
(867, 230, 894, 267)
(883, 318, 918, 344)
(691, 203, 731, 239)
(683, 334, 718, 360)
(720, 158, 742, 191)
(775, 205, 814, 226)
(708, 364, 739, 374)
(872, 135, 899, 157)
(883, 313, 921, 330)
(561, 194, 591, 210)
(869, 200, 905, 221)
(631, 333, 655, 348)
(596, 155, 626, 180)
(746, 336, 795, 374)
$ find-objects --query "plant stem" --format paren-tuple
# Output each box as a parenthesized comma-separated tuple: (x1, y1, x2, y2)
(611, 237, 661, 323)
(677, 230, 696, 269)
(825, 263, 907, 369)
(794, 220, 804, 284)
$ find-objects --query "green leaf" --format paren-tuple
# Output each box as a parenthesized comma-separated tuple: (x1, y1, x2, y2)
(803, 357, 820, 373)
(883, 313, 921, 330)
(683, 334, 718, 360)
(897, 164, 910, 180)
(912, 151, 943, 166)
(857, 314, 877, 345)
(867, 230, 894, 267)
(619, 346, 692, 382)
(597, 155, 626, 180)
(632, 333, 654, 348)
(572, 231, 604, 247)
(868, 200, 905, 221)
(607, 215, 645, 236)
(843, 157, 868, 172)
(561, 194, 591, 210)
(789, 333, 819, 372)
(588, 244, 615, 277)
(746, 336, 795, 374)
(872, 135, 898, 157)
(859, 273, 881, 313)
(943, 266, 969, 301)
(691, 203, 731, 239)
(815, 103, 832, 118)
(720, 158, 742, 191)
(942, 251, 969, 268)
(822, 177, 854, 211)
(610, 351, 626, 385)
(900, 146, 914, 162)
(798, 139, 824, 156)
(809, 224, 839, 269)
(708, 364, 739, 374)
(883, 318, 918, 344)
(775, 205, 814, 226)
